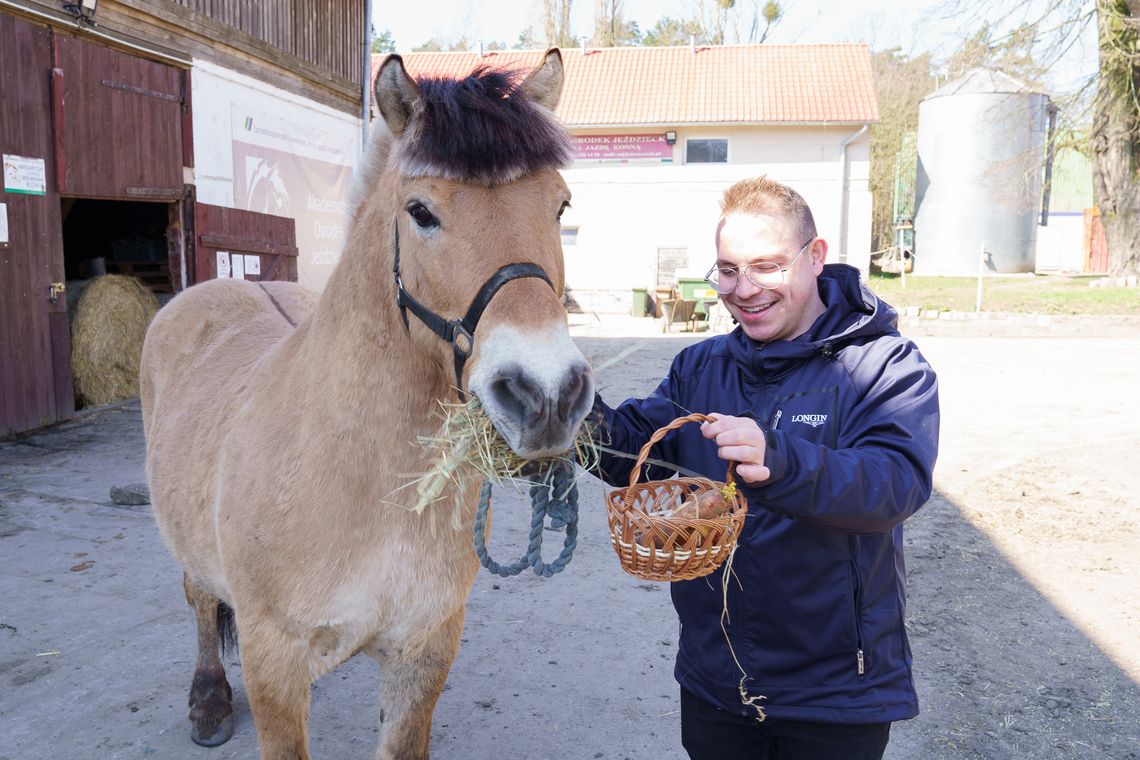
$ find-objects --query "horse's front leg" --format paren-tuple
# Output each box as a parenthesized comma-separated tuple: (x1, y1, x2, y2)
(239, 613, 314, 760)
(369, 607, 466, 760)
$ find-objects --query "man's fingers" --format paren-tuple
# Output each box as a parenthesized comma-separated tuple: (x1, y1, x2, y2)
(716, 444, 761, 465)
(713, 428, 764, 448)
(734, 463, 771, 484)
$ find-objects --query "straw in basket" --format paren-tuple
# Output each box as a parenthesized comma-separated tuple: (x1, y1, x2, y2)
(605, 414, 748, 582)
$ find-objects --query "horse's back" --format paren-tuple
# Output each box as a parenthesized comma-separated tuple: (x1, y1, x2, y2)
(140, 278, 317, 592)
(141, 278, 315, 417)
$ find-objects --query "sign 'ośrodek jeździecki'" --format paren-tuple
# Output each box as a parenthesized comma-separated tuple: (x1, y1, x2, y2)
(572, 134, 673, 162)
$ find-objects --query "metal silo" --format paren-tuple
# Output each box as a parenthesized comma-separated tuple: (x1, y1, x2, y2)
(913, 69, 1051, 274)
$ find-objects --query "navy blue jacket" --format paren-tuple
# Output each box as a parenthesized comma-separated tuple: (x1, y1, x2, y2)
(596, 264, 940, 724)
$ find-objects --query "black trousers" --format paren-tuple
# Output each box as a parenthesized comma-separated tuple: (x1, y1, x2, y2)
(680, 688, 892, 760)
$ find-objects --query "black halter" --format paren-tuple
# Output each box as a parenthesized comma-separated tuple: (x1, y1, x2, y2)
(392, 219, 555, 400)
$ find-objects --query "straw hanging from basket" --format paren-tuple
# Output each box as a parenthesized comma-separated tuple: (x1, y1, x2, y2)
(604, 413, 748, 582)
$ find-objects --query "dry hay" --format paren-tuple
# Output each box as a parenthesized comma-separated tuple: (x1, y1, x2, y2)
(390, 397, 599, 522)
(71, 274, 160, 407)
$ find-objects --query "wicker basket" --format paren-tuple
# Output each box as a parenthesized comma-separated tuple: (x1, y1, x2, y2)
(605, 414, 748, 581)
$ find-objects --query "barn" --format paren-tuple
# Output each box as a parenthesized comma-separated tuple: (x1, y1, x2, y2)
(0, 0, 369, 436)
(389, 43, 879, 314)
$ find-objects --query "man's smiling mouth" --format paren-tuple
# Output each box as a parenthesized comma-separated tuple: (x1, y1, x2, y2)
(738, 302, 775, 314)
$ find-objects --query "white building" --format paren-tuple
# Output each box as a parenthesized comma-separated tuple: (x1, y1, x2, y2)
(393, 43, 879, 313)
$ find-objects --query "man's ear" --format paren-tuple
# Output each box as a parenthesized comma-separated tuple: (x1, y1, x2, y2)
(810, 238, 829, 273)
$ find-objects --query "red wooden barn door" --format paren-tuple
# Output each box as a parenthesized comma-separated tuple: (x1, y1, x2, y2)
(0, 15, 71, 437)
(51, 33, 183, 201)
(192, 204, 298, 285)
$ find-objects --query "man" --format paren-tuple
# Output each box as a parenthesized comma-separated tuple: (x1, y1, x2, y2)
(593, 176, 940, 759)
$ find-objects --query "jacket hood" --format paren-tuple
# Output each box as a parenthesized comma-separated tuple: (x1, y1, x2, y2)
(725, 264, 899, 372)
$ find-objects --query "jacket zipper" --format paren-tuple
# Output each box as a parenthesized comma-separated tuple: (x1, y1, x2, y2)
(770, 409, 782, 430)
(849, 558, 866, 676)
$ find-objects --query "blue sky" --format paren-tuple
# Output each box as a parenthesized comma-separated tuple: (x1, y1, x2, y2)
(373, 0, 1099, 95)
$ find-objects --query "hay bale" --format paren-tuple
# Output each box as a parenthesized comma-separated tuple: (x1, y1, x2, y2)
(71, 274, 160, 407)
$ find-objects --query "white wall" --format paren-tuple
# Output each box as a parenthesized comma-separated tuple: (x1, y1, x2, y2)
(1035, 214, 1086, 273)
(561, 125, 872, 312)
(191, 60, 361, 291)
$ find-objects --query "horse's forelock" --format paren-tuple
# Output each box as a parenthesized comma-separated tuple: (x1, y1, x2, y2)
(394, 67, 572, 186)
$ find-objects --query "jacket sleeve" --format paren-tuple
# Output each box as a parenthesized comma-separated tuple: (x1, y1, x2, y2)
(741, 340, 940, 534)
(592, 365, 693, 488)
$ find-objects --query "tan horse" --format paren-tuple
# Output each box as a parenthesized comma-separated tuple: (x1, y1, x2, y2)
(140, 50, 594, 760)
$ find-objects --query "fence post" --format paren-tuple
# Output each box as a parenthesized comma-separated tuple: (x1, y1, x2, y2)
(975, 243, 987, 313)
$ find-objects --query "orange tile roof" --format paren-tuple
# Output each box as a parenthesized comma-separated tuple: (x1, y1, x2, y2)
(372, 44, 879, 127)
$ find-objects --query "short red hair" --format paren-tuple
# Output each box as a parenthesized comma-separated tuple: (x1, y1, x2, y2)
(720, 176, 817, 245)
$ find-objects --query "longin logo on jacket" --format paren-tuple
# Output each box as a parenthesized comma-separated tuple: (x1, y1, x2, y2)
(791, 413, 827, 428)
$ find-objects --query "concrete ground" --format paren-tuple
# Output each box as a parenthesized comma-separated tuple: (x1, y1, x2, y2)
(1, 313, 1138, 759)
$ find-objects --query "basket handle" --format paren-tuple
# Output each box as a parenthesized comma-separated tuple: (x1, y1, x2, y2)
(627, 413, 736, 491)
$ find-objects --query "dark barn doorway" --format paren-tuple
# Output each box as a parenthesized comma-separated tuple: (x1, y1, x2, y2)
(61, 198, 175, 295)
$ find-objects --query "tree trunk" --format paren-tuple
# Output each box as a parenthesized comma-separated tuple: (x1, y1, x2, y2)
(561, 0, 574, 47)
(1092, 0, 1140, 276)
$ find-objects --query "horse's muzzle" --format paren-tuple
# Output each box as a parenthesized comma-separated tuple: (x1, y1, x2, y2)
(484, 361, 594, 458)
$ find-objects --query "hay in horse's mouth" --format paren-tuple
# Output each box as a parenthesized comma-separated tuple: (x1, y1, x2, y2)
(390, 397, 599, 518)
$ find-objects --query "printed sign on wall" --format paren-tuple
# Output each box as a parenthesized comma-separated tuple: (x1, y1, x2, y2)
(216, 251, 231, 278)
(231, 107, 356, 290)
(3, 154, 47, 195)
(572, 135, 674, 163)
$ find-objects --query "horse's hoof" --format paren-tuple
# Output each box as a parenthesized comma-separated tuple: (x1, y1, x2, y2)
(191, 714, 234, 747)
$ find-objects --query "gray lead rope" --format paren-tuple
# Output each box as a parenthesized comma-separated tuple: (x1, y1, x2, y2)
(473, 461, 579, 578)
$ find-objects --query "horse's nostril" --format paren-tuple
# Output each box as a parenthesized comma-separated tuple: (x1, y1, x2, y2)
(489, 366, 545, 423)
(557, 364, 594, 424)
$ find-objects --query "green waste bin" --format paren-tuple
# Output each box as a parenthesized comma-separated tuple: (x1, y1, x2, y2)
(631, 287, 649, 317)
(677, 277, 717, 315)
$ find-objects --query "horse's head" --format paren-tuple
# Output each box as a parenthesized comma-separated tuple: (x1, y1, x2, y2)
(367, 50, 594, 459)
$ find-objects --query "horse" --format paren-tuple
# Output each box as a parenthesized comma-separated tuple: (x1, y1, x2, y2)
(139, 49, 594, 760)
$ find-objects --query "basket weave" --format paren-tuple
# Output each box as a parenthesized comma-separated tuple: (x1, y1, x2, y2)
(605, 414, 748, 581)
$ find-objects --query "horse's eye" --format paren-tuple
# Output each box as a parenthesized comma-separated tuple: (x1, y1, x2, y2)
(558, 200, 570, 220)
(405, 201, 438, 230)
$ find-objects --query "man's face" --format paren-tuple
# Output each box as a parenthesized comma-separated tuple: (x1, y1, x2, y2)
(713, 212, 827, 344)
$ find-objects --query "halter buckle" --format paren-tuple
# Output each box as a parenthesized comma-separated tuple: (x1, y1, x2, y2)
(450, 320, 474, 357)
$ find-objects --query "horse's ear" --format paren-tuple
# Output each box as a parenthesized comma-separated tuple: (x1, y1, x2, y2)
(520, 48, 564, 111)
(375, 54, 419, 137)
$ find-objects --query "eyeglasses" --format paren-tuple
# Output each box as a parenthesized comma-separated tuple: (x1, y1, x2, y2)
(704, 238, 815, 294)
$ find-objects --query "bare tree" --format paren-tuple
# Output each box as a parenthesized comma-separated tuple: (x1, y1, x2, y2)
(1093, 0, 1140, 275)
(869, 49, 937, 251)
(543, 0, 577, 48)
(592, 0, 642, 46)
(738, 0, 784, 43)
(674, 0, 783, 46)
(697, 0, 736, 45)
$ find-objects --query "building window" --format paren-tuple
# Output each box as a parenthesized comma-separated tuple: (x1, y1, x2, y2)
(560, 226, 579, 247)
(686, 138, 728, 164)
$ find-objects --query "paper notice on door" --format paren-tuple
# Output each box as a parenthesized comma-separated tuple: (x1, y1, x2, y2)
(0, 202, 8, 244)
(2, 154, 47, 195)
(231, 253, 246, 280)
(245, 255, 261, 275)
(216, 251, 231, 278)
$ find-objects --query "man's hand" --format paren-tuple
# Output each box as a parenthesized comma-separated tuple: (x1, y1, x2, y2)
(700, 413, 771, 484)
